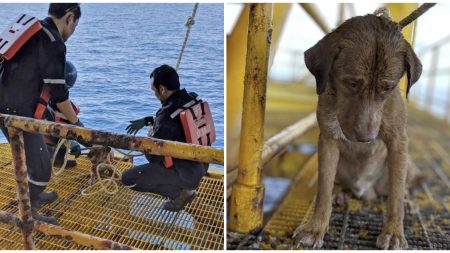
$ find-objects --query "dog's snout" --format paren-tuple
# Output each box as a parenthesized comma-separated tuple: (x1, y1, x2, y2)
(355, 131, 377, 142)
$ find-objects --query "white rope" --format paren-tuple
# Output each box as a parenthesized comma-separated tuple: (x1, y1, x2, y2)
(373, 7, 392, 21)
(175, 3, 199, 71)
(52, 138, 71, 176)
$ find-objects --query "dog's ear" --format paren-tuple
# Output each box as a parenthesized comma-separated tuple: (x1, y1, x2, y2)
(304, 33, 341, 95)
(105, 146, 111, 153)
(404, 40, 422, 98)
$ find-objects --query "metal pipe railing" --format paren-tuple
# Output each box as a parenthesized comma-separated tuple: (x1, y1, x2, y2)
(8, 127, 34, 249)
(227, 113, 318, 198)
(0, 114, 224, 165)
(229, 3, 273, 233)
(0, 114, 224, 249)
(0, 210, 134, 249)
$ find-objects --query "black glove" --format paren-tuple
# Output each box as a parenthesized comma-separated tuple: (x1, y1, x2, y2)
(73, 118, 84, 127)
(126, 116, 154, 135)
(69, 141, 82, 158)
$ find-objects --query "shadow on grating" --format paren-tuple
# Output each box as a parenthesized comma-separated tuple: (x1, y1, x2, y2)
(0, 143, 224, 250)
(254, 106, 450, 250)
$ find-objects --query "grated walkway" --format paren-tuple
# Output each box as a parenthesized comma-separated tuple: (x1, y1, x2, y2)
(0, 144, 224, 250)
(260, 107, 450, 250)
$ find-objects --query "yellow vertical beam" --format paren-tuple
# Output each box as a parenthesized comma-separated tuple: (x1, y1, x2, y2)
(227, 4, 250, 172)
(229, 3, 273, 233)
(227, 3, 292, 171)
(385, 3, 419, 98)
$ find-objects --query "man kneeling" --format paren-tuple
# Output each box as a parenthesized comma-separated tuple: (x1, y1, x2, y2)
(122, 64, 208, 211)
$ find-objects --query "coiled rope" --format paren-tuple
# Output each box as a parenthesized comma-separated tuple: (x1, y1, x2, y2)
(175, 3, 199, 71)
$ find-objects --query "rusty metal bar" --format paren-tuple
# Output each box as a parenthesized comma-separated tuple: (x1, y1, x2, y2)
(34, 221, 135, 250)
(7, 127, 34, 250)
(0, 210, 135, 250)
(299, 3, 331, 34)
(261, 112, 317, 165)
(0, 114, 223, 165)
(229, 3, 273, 233)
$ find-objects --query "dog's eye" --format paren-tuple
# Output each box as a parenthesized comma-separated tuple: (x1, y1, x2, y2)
(346, 79, 363, 89)
(379, 85, 395, 94)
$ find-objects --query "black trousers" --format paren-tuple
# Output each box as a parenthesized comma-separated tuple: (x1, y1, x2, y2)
(121, 162, 188, 200)
(1, 127, 51, 201)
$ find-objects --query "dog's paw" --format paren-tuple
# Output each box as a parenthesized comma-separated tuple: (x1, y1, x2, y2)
(376, 228, 408, 250)
(333, 191, 349, 207)
(292, 222, 326, 249)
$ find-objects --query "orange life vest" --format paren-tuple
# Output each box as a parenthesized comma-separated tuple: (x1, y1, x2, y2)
(164, 99, 216, 168)
(0, 14, 42, 60)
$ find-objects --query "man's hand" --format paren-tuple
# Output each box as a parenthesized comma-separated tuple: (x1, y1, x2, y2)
(126, 116, 154, 135)
(73, 118, 84, 127)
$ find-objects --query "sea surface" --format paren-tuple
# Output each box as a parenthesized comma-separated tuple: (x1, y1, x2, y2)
(0, 4, 224, 165)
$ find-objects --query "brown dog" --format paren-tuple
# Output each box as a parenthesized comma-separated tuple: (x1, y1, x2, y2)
(86, 146, 115, 185)
(292, 15, 422, 250)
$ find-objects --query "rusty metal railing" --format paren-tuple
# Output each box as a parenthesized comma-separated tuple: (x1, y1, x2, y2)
(0, 113, 224, 249)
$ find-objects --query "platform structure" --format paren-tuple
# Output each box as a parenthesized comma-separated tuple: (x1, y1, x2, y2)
(261, 105, 450, 249)
(0, 143, 224, 250)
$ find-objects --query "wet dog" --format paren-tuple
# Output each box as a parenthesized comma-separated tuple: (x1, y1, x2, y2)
(292, 14, 422, 250)
(86, 146, 115, 185)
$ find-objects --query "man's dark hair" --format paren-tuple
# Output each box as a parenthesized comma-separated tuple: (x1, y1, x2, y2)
(150, 64, 180, 91)
(48, 3, 81, 20)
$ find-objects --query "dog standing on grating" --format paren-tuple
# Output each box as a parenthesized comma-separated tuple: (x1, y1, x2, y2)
(86, 146, 115, 185)
(292, 14, 422, 250)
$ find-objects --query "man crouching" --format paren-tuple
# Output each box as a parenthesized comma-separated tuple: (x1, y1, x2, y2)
(122, 64, 208, 211)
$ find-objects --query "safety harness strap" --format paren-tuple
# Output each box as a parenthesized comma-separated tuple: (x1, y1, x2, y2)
(34, 86, 51, 120)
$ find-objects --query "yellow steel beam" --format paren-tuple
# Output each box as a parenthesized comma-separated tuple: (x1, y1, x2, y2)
(229, 3, 273, 233)
(0, 114, 223, 165)
(227, 3, 292, 172)
(385, 3, 419, 98)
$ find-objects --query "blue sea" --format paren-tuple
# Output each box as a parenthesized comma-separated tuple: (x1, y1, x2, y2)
(0, 4, 224, 166)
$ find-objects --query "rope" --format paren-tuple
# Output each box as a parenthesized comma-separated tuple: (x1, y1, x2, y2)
(399, 3, 436, 28)
(175, 3, 199, 71)
(373, 7, 392, 21)
(52, 138, 71, 176)
(80, 162, 122, 196)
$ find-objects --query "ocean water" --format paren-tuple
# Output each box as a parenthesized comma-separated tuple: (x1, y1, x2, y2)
(0, 4, 224, 165)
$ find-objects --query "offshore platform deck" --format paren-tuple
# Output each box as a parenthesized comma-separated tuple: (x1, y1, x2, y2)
(227, 83, 450, 250)
(0, 143, 224, 250)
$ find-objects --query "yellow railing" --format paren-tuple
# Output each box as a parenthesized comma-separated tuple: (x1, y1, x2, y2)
(0, 113, 224, 249)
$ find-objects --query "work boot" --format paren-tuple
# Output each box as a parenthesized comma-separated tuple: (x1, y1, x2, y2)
(31, 201, 59, 225)
(162, 189, 197, 212)
(39, 190, 58, 205)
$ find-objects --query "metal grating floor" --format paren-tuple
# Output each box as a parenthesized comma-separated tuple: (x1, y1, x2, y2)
(0, 143, 224, 250)
(259, 107, 450, 250)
